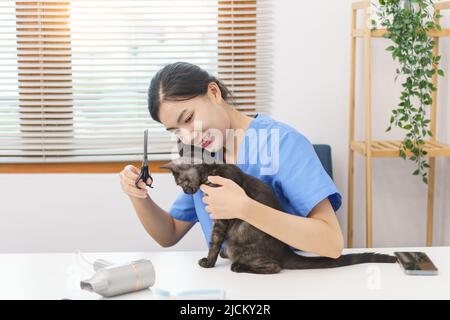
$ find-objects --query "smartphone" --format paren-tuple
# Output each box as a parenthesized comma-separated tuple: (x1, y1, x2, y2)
(394, 252, 438, 275)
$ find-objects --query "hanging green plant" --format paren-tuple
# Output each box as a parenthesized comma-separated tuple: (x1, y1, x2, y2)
(371, 0, 445, 184)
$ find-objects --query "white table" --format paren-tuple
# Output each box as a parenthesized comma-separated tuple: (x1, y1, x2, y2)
(0, 247, 448, 300)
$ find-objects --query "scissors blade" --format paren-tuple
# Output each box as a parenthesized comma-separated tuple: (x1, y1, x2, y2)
(143, 128, 148, 165)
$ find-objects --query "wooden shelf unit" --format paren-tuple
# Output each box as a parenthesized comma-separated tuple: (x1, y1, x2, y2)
(348, 1, 450, 248)
(351, 140, 450, 158)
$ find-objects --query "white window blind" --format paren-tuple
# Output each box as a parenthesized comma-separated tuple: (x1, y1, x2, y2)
(0, 0, 272, 163)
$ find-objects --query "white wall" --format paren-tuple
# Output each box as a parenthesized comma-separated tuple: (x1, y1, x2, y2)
(0, 173, 207, 253)
(1, 0, 449, 253)
(272, 0, 450, 248)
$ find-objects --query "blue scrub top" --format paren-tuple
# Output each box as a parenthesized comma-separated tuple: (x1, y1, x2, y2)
(168, 113, 342, 249)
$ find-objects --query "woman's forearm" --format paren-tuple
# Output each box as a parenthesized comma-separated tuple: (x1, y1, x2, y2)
(129, 195, 176, 247)
(241, 198, 344, 258)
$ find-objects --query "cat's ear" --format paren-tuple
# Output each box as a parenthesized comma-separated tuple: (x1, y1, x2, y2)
(159, 161, 175, 171)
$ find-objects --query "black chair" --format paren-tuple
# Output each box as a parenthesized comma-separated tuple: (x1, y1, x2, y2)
(313, 144, 334, 181)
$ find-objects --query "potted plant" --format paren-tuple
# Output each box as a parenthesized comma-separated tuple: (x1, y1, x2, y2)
(371, 0, 445, 184)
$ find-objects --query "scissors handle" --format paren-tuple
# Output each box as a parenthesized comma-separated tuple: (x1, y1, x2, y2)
(135, 165, 153, 189)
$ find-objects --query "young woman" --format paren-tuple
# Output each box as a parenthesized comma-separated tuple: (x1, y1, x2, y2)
(119, 62, 344, 258)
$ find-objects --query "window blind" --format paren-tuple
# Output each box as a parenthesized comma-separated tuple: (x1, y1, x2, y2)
(0, 0, 272, 163)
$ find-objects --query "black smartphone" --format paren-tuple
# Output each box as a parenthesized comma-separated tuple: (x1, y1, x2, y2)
(394, 252, 438, 275)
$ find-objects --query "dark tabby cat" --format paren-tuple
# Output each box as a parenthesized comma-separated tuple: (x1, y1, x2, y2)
(161, 157, 397, 274)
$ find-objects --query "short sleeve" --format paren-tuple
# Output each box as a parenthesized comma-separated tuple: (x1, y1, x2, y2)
(168, 191, 199, 222)
(275, 131, 342, 217)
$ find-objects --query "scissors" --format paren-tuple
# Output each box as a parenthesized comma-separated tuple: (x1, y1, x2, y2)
(135, 129, 154, 189)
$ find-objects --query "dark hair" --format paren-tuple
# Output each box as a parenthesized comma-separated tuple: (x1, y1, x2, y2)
(147, 62, 234, 123)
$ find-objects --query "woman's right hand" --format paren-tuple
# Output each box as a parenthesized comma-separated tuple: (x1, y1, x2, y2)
(119, 165, 153, 199)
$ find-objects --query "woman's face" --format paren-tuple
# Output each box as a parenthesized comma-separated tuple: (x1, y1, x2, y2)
(158, 83, 230, 152)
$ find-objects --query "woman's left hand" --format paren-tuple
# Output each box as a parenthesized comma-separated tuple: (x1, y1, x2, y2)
(200, 176, 251, 220)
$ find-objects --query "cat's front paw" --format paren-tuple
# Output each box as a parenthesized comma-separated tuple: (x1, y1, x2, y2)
(198, 257, 215, 268)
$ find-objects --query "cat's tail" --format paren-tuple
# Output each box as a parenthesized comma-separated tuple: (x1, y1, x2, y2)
(282, 250, 398, 270)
